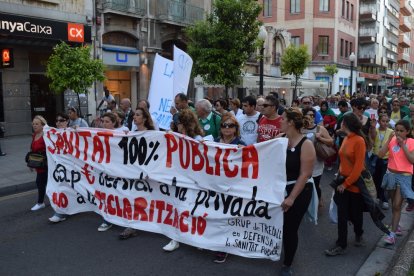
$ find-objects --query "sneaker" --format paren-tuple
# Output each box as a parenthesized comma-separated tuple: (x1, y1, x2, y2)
(354, 236, 365, 247)
(97, 222, 112, 232)
(163, 240, 179, 252)
(213, 252, 228, 264)
(406, 203, 414, 212)
(31, 203, 45, 211)
(280, 265, 293, 276)
(325, 246, 346, 256)
(119, 227, 139, 240)
(384, 235, 395, 245)
(381, 202, 389, 210)
(49, 215, 66, 223)
(396, 226, 403, 236)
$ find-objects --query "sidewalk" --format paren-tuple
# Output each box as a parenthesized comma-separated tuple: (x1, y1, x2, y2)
(0, 135, 414, 275)
(0, 135, 36, 196)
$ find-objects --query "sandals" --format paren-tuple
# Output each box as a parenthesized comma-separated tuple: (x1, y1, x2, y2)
(119, 227, 139, 240)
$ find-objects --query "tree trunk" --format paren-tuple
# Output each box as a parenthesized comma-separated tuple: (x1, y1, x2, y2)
(77, 93, 83, 118)
(293, 77, 298, 100)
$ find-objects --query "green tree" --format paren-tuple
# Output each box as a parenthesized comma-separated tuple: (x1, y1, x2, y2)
(46, 42, 105, 116)
(403, 76, 414, 88)
(281, 44, 311, 100)
(324, 64, 338, 95)
(185, 0, 261, 96)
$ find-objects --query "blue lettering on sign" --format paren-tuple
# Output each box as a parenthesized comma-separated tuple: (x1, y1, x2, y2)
(159, 98, 172, 112)
(163, 63, 173, 77)
(116, 53, 128, 63)
(177, 54, 191, 72)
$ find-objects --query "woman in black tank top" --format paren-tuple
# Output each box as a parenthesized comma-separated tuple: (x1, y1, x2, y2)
(279, 107, 316, 276)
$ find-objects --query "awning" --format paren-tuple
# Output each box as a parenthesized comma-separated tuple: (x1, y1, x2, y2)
(242, 75, 328, 89)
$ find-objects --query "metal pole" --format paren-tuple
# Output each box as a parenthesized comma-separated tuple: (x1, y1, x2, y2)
(350, 61, 354, 96)
(259, 45, 264, 96)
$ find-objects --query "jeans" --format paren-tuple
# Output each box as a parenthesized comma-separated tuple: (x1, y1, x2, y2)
(283, 182, 312, 266)
(36, 171, 48, 204)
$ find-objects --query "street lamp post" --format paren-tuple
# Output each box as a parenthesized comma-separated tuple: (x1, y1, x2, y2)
(258, 26, 267, 96)
(349, 52, 356, 96)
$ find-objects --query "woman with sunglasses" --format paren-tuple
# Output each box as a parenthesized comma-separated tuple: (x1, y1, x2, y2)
(279, 107, 315, 275)
(212, 114, 246, 264)
(49, 113, 70, 222)
(163, 108, 204, 252)
(379, 120, 414, 245)
(302, 107, 333, 208)
(119, 108, 156, 239)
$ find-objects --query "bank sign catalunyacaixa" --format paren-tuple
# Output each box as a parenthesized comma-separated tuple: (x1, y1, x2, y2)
(0, 12, 91, 43)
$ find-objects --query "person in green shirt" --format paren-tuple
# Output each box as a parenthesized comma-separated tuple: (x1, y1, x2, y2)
(402, 104, 414, 129)
(195, 99, 221, 139)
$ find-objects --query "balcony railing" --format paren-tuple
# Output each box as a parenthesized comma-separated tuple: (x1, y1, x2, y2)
(156, 0, 205, 25)
(401, 0, 413, 16)
(360, 5, 377, 14)
(102, 0, 146, 16)
(399, 33, 411, 48)
(400, 17, 412, 32)
(359, 28, 376, 37)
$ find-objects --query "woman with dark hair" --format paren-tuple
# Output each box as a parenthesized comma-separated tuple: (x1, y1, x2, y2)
(279, 107, 315, 275)
(379, 120, 414, 245)
(163, 108, 204, 252)
(119, 108, 156, 239)
(29, 115, 48, 211)
(133, 107, 155, 131)
(291, 99, 300, 108)
(325, 113, 367, 256)
(302, 107, 333, 208)
(214, 99, 229, 116)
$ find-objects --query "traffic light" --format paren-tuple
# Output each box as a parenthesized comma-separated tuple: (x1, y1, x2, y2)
(1, 48, 14, 68)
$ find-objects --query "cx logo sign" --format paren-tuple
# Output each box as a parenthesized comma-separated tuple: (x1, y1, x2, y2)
(67, 23, 84, 43)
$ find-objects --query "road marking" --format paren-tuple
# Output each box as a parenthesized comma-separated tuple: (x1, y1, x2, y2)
(0, 190, 36, 202)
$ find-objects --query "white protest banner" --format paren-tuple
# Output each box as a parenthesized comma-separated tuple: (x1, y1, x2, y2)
(44, 127, 287, 261)
(148, 54, 174, 130)
(173, 45, 193, 97)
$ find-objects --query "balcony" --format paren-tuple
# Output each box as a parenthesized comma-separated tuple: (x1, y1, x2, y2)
(399, 33, 411, 48)
(398, 51, 410, 64)
(359, 28, 378, 44)
(400, 17, 412, 33)
(401, 0, 413, 16)
(358, 53, 376, 65)
(156, 0, 205, 26)
(102, 0, 146, 17)
(359, 5, 377, 22)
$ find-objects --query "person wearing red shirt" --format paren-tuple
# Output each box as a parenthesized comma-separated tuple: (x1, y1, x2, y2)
(30, 115, 48, 211)
(257, 95, 282, 142)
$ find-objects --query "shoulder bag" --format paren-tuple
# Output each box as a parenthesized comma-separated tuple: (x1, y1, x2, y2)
(314, 126, 336, 160)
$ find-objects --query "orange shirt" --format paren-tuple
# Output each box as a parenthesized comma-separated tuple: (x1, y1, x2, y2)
(339, 133, 366, 193)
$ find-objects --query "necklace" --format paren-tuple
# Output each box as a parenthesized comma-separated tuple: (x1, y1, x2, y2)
(288, 135, 304, 152)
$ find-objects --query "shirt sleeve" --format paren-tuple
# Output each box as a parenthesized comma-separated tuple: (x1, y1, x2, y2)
(343, 138, 366, 188)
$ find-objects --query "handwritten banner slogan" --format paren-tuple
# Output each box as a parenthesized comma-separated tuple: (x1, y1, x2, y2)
(44, 127, 288, 260)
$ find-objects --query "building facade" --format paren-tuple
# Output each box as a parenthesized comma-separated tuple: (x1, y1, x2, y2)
(0, 0, 209, 136)
(259, 0, 359, 98)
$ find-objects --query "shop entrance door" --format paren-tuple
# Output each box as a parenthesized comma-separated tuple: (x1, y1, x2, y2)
(30, 74, 58, 125)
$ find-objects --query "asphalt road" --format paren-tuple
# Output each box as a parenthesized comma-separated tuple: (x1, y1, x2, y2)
(0, 169, 391, 276)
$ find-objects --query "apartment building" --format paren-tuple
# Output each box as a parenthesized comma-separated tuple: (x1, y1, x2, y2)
(259, 0, 359, 98)
(358, 0, 413, 94)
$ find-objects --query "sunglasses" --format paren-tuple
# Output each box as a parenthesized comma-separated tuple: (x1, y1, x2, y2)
(221, 123, 236, 128)
(56, 119, 66, 123)
(262, 104, 274, 108)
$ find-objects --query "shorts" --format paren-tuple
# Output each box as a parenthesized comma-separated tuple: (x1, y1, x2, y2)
(382, 170, 414, 200)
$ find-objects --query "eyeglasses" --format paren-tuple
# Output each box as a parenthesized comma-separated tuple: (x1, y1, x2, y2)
(302, 101, 311, 104)
(221, 123, 236, 128)
(56, 119, 66, 123)
(262, 104, 274, 108)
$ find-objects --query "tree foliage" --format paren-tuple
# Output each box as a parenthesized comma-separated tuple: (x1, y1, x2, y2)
(404, 76, 414, 87)
(185, 0, 262, 89)
(281, 44, 311, 99)
(324, 64, 338, 95)
(46, 42, 105, 95)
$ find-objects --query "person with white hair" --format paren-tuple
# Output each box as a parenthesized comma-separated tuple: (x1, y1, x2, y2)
(195, 99, 221, 139)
